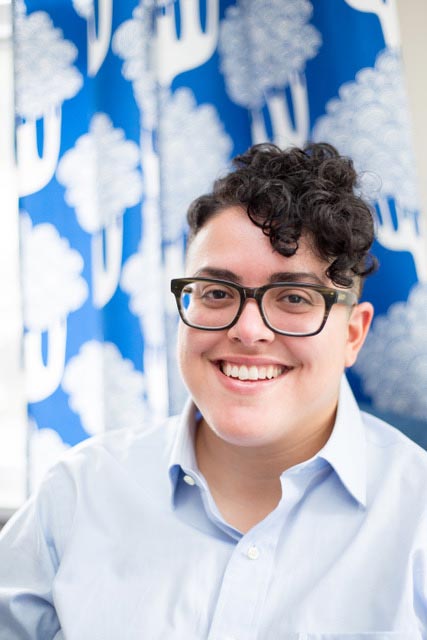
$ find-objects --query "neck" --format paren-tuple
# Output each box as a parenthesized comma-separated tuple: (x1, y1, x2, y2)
(195, 413, 335, 533)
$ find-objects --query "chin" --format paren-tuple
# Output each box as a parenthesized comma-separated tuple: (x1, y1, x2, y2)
(207, 410, 285, 448)
(216, 429, 271, 448)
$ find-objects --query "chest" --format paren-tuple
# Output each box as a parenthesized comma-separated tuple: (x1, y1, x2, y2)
(52, 485, 423, 640)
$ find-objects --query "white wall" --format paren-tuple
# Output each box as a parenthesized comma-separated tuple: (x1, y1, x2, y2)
(397, 0, 427, 232)
(0, 0, 27, 517)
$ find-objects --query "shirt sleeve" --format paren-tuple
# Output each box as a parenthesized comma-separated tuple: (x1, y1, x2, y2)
(0, 463, 73, 640)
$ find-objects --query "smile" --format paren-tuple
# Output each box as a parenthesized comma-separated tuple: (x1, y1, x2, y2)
(220, 361, 287, 381)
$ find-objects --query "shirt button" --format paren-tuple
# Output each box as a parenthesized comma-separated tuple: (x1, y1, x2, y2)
(247, 545, 260, 560)
(183, 474, 196, 486)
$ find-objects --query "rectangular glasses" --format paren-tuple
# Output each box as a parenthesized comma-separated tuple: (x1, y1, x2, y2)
(171, 277, 358, 337)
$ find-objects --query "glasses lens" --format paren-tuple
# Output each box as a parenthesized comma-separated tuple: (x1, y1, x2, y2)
(262, 285, 326, 335)
(180, 280, 240, 329)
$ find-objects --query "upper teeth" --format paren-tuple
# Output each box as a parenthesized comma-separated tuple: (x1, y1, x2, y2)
(221, 362, 284, 381)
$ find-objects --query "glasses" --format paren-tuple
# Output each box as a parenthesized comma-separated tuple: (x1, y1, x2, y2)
(170, 277, 358, 337)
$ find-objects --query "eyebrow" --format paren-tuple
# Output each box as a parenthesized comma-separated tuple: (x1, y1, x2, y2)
(193, 267, 326, 286)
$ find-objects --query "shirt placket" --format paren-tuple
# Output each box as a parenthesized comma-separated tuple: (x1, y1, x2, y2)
(206, 473, 313, 640)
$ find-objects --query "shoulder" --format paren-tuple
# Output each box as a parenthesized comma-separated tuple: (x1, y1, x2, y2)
(30, 414, 182, 510)
(21, 415, 181, 544)
(362, 410, 427, 457)
(53, 414, 181, 481)
(362, 410, 427, 497)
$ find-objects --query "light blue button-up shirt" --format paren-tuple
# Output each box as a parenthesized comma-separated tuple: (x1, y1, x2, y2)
(1, 377, 427, 640)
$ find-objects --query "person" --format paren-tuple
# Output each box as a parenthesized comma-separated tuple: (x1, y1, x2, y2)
(1, 143, 426, 640)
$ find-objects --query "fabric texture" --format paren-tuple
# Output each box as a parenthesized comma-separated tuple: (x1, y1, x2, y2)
(0, 377, 426, 639)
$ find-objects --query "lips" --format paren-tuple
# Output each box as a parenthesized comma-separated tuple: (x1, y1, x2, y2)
(219, 361, 287, 381)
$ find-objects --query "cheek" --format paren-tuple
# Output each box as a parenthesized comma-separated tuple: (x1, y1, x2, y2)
(320, 329, 351, 369)
(176, 324, 190, 378)
(176, 325, 215, 381)
(298, 327, 349, 371)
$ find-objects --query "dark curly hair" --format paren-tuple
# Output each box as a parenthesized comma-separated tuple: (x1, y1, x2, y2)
(187, 142, 378, 289)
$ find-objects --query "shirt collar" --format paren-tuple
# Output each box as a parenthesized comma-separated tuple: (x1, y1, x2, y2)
(317, 375, 367, 508)
(167, 375, 367, 509)
(168, 398, 200, 504)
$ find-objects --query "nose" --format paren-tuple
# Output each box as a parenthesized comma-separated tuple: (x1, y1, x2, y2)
(227, 299, 275, 345)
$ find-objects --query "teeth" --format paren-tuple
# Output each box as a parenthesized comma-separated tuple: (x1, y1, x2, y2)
(238, 365, 249, 380)
(248, 366, 258, 380)
(221, 362, 285, 381)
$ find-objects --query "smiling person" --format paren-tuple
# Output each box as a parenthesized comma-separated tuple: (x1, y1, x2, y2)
(1, 144, 427, 640)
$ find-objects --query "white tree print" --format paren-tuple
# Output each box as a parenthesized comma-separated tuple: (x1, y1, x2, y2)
(354, 283, 427, 421)
(72, 0, 113, 76)
(158, 88, 232, 244)
(56, 113, 143, 308)
(28, 421, 70, 491)
(113, 0, 219, 103)
(313, 49, 426, 281)
(112, 5, 157, 129)
(121, 250, 164, 336)
(219, 0, 321, 146)
(122, 242, 188, 414)
(14, 1, 83, 196)
(114, 2, 223, 414)
(62, 341, 147, 434)
(154, 0, 219, 88)
(120, 244, 171, 419)
(344, 0, 400, 49)
(113, 6, 168, 416)
(21, 214, 88, 402)
(114, 0, 219, 90)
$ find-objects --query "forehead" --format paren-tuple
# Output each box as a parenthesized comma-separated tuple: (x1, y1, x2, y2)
(185, 206, 331, 285)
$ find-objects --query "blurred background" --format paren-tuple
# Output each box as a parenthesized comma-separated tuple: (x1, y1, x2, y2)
(0, 0, 426, 521)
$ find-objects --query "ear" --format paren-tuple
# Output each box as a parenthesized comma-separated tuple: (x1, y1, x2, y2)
(344, 301, 374, 368)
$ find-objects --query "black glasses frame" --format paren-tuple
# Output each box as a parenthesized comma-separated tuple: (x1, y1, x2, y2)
(171, 277, 358, 337)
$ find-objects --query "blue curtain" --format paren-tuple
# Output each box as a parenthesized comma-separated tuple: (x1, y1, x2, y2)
(15, 0, 426, 490)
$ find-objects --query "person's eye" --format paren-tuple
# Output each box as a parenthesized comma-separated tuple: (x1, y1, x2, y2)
(273, 288, 320, 310)
(201, 286, 232, 300)
(283, 293, 311, 305)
